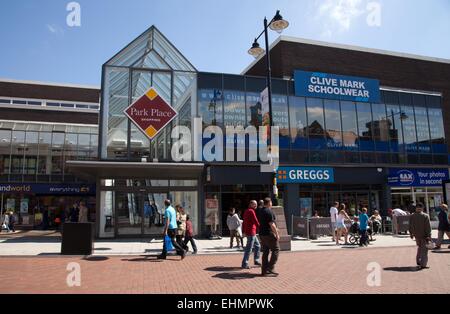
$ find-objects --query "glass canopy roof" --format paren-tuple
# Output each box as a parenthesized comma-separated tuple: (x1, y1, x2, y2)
(101, 26, 197, 159)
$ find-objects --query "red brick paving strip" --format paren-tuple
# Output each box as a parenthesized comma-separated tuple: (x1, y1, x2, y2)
(0, 247, 449, 294)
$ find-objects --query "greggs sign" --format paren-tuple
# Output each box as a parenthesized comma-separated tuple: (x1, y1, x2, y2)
(124, 87, 177, 140)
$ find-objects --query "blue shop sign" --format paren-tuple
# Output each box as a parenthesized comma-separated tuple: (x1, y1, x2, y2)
(294, 70, 380, 103)
(0, 183, 96, 195)
(277, 167, 334, 184)
(388, 168, 449, 187)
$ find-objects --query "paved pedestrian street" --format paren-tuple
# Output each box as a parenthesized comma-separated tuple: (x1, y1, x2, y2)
(1, 246, 449, 294)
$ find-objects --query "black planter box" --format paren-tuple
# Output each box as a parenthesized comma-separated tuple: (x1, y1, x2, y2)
(61, 222, 94, 255)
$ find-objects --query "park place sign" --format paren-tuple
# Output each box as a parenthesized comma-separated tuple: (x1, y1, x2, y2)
(124, 87, 177, 140)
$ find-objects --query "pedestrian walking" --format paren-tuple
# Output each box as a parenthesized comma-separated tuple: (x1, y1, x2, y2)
(157, 200, 186, 260)
(409, 202, 432, 270)
(241, 200, 261, 269)
(330, 201, 339, 241)
(183, 215, 198, 254)
(336, 205, 350, 245)
(2, 212, 11, 232)
(435, 203, 450, 249)
(257, 198, 280, 277)
(227, 208, 243, 249)
(358, 208, 369, 246)
(176, 205, 188, 250)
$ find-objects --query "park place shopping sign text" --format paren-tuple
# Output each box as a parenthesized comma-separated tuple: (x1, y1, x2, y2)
(294, 70, 380, 103)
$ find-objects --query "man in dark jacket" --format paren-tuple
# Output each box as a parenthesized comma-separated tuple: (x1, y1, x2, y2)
(409, 203, 432, 270)
(256, 198, 280, 277)
(435, 203, 450, 249)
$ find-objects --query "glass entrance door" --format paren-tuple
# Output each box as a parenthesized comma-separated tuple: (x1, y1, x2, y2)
(116, 191, 143, 236)
(143, 192, 167, 235)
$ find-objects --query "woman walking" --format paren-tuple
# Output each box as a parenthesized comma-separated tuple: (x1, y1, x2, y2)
(336, 204, 351, 245)
(176, 205, 188, 250)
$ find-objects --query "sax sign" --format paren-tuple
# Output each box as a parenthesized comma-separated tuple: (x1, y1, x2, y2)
(294, 70, 380, 103)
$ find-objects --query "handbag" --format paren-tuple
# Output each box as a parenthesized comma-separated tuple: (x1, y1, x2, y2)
(164, 235, 175, 251)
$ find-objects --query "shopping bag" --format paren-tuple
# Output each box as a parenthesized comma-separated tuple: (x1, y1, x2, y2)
(164, 235, 175, 251)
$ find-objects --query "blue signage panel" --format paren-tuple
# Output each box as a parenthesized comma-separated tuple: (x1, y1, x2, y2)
(388, 168, 449, 187)
(294, 70, 381, 103)
(0, 183, 96, 195)
(277, 167, 334, 184)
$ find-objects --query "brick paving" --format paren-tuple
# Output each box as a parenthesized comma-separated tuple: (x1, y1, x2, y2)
(0, 246, 449, 294)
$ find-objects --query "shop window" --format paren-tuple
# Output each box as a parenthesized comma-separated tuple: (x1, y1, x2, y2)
(324, 99, 343, 151)
(307, 98, 326, 150)
(272, 94, 290, 150)
(340, 101, 359, 151)
(288, 96, 308, 150)
(223, 90, 246, 127)
(199, 88, 223, 128)
(357, 102, 375, 151)
(428, 106, 446, 154)
(371, 102, 390, 152)
(399, 93, 418, 153)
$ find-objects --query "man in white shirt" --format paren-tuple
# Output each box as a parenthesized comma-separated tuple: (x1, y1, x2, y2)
(393, 208, 408, 216)
(329, 202, 339, 241)
(392, 207, 408, 234)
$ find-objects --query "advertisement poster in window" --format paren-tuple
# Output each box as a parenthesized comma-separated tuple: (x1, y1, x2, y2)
(205, 198, 219, 226)
(20, 198, 29, 214)
(6, 198, 15, 212)
(299, 198, 312, 218)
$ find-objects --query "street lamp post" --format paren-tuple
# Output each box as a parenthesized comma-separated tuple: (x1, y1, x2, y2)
(248, 10, 289, 202)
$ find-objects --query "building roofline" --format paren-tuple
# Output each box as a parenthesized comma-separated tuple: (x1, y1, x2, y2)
(241, 35, 450, 75)
(0, 78, 100, 90)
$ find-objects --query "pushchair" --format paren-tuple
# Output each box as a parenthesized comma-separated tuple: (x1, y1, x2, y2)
(349, 220, 372, 245)
(348, 221, 360, 245)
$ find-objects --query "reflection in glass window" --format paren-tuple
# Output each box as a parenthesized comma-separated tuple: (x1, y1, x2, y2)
(371, 103, 389, 152)
(246, 92, 262, 127)
(198, 89, 223, 128)
(307, 98, 326, 150)
(272, 94, 289, 149)
(11, 131, 25, 174)
(340, 101, 359, 151)
(357, 102, 374, 151)
(0, 130, 11, 175)
(324, 100, 342, 150)
(413, 95, 431, 154)
(399, 94, 417, 153)
(289, 97, 308, 150)
(223, 90, 246, 127)
(428, 107, 446, 154)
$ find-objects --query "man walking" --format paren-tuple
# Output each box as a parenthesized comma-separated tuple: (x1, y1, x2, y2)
(358, 208, 369, 247)
(435, 203, 450, 249)
(257, 198, 280, 277)
(330, 201, 339, 242)
(241, 200, 261, 269)
(409, 203, 432, 270)
(158, 199, 186, 260)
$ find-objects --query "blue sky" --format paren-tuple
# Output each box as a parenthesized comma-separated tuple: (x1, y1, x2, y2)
(0, 0, 449, 86)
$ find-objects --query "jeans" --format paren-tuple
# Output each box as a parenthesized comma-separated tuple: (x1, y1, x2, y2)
(230, 229, 243, 248)
(241, 235, 260, 267)
(161, 229, 185, 257)
(260, 234, 280, 274)
(183, 236, 198, 253)
(436, 230, 450, 247)
(416, 238, 428, 267)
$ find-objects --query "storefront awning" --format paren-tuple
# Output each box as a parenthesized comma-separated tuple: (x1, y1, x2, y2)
(66, 161, 204, 180)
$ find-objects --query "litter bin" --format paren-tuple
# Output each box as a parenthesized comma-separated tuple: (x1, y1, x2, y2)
(61, 222, 94, 255)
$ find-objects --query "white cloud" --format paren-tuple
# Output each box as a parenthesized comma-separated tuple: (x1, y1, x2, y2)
(46, 24, 65, 35)
(314, 0, 366, 38)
